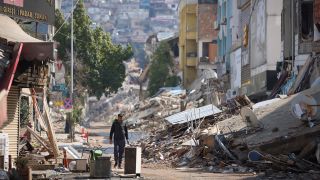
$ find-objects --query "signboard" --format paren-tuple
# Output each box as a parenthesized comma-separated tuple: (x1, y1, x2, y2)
(55, 60, 66, 84)
(250, 0, 266, 68)
(0, 0, 55, 25)
(231, 49, 242, 89)
(64, 98, 72, 110)
(234, 48, 242, 89)
(52, 84, 66, 92)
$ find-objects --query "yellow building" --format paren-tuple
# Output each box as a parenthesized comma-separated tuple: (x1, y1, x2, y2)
(179, 1, 198, 89)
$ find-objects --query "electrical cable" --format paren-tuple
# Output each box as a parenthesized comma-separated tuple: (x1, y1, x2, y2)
(50, 0, 81, 41)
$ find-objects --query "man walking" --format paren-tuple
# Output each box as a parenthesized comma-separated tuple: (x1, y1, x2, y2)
(109, 113, 129, 169)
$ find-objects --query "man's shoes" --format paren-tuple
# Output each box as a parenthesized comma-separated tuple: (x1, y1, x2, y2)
(114, 162, 118, 168)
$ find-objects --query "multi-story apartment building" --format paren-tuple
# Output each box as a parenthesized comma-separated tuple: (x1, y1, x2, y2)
(179, 0, 198, 88)
(179, 0, 218, 89)
(217, 0, 282, 100)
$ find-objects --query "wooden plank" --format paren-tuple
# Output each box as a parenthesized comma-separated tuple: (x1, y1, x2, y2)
(43, 97, 60, 160)
(30, 89, 47, 132)
(26, 127, 51, 154)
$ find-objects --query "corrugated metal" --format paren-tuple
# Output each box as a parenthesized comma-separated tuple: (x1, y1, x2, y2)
(0, 86, 20, 161)
(240, 4, 251, 84)
(165, 104, 222, 125)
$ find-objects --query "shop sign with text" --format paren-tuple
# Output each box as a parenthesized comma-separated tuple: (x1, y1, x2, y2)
(0, 0, 55, 24)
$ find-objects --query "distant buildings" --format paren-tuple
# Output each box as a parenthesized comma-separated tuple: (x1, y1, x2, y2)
(61, 0, 180, 66)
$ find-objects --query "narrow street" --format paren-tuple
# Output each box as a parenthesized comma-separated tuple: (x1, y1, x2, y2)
(2, 0, 320, 180)
(55, 121, 258, 180)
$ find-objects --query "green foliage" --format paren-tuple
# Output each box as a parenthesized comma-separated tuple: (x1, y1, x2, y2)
(54, 10, 70, 60)
(147, 42, 180, 96)
(54, 0, 133, 99)
(165, 75, 180, 87)
(72, 106, 82, 124)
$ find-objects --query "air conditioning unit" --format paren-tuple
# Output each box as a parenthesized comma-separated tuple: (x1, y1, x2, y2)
(214, 21, 220, 30)
(200, 56, 209, 62)
(220, 17, 227, 25)
(0, 133, 9, 170)
(226, 89, 239, 100)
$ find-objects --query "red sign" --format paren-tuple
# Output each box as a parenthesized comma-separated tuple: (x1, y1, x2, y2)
(315, 0, 320, 26)
(56, 62, 63, 71)
(4, 0, 23, 7)
(0, 90, 8, 127)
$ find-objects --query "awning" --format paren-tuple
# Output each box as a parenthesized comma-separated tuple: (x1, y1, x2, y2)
(0, 14, 54, 61)
(0, 14, 41, 43)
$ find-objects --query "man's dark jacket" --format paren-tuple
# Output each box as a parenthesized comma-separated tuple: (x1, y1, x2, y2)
(110, 120, 128, 141)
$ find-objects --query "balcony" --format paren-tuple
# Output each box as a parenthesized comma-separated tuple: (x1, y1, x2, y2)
(186, 31, 196, 39)
(186, 57, 197, 67)
(186, 52, 197, 67)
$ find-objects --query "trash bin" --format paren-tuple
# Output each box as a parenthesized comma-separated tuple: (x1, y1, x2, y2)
(90, 156, 111, 178)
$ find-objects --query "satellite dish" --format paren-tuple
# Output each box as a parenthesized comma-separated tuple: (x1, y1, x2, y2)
(240, 107, 259, 128)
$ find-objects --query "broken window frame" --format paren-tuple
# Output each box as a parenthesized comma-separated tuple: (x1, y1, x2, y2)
(300, 0, 314, 42)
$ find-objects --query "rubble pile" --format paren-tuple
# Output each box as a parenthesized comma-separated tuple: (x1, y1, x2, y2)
(129, 87, 320, 177)
(126, 88, 186, 131)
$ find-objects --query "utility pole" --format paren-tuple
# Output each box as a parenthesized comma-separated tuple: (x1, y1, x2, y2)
(70, 0, 74, 141)
(71, 0, 74, 108)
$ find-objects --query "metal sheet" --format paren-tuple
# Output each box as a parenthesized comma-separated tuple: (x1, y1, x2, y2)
(0, 86, 19, 161)
(165, 104, 222, 125)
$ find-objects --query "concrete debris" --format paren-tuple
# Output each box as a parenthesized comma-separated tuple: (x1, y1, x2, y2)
(124, 83, 320, 175)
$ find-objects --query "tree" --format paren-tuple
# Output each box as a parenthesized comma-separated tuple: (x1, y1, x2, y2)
(147, 42, 180, 96)
(54, 0, 133, 99)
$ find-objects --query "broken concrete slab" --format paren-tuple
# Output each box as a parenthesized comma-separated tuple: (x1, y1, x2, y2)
(230, 88, 320, 155)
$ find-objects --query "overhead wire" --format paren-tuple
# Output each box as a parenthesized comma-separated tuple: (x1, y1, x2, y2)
(55, 31, 89, 44)
(50, 0, 81, 41)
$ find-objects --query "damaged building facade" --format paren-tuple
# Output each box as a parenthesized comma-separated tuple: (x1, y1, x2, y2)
(281, 0, 320, 74)
(0, 0, 57, 170)
(215, 0, 283, 101)
(179, 0, 284, 101)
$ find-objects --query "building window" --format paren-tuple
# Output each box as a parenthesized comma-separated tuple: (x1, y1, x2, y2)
(202, 42, 210, 58)
(301, 1, 314, 41)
